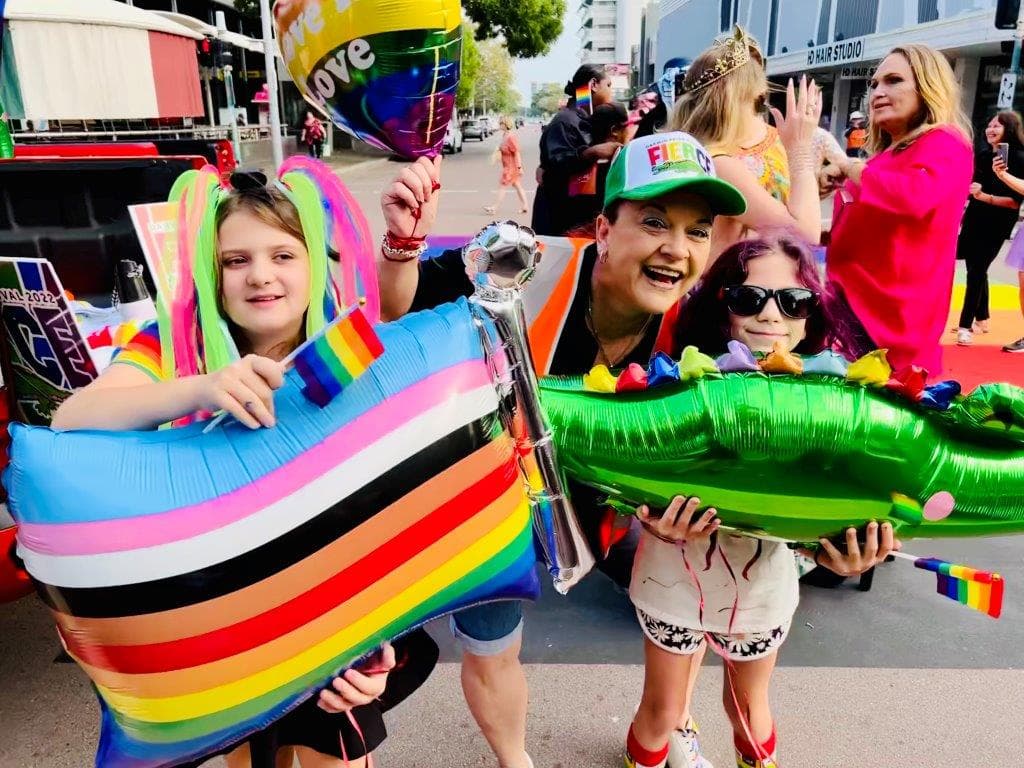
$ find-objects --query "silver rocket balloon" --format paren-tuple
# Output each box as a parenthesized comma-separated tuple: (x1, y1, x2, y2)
(464, 221, 595, 593)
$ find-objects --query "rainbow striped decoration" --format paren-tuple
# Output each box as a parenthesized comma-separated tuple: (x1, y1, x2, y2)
(576, 83, 592, 114)
(913, 557, 1004, 618)
(293, 306, 384, 407)
(7, 300, 538, 768)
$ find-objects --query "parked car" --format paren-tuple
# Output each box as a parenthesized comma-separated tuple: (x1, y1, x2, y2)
(461, 119, 485, 141)
(443, 118, 463, 154)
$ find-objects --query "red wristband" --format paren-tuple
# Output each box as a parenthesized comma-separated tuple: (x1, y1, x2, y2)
(384, 231, 426, 250)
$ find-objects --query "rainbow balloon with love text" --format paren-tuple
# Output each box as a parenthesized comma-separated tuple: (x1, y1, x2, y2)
(274, 0, 462, 158)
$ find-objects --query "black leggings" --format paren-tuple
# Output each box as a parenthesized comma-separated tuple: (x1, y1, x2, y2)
(958, 230, 1007, 328)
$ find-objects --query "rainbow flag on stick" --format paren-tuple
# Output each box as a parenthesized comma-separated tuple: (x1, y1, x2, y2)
(910, 556, 1004, 618)
(291, 306, 384, 407)
(575, 83, 592, 114)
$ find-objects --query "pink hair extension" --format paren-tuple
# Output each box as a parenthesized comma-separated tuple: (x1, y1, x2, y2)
(168, 166, 223, 378)
(279, 156, 379, 324)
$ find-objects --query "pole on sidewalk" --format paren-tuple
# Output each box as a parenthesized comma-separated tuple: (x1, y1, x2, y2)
(259, 0, 284, 169)
(1014, 7, 1024, 75)
(215, 12, 242, 162)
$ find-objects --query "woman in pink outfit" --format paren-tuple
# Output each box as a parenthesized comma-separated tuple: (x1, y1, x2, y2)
(827, 45, 973, 376)
(484, 116, 530, 215)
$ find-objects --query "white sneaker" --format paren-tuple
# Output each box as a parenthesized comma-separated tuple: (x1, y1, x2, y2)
(667, 720, 714, 768)
(956, 328, 973, 346)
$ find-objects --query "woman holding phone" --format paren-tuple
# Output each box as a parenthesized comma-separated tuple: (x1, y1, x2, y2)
(954, 111, 1024, 346)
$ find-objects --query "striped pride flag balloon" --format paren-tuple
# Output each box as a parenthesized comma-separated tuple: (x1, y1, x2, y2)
(7, 300, 539, 768)
(275, 0, 461, 158)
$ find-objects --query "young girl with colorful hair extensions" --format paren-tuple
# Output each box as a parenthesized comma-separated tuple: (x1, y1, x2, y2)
(625, 232, 898, 768)
(51, 159, 438, 768)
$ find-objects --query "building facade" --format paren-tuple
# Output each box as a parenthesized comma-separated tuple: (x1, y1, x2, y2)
(647, 0, 1016, 143)
(118, 0, 311, 132)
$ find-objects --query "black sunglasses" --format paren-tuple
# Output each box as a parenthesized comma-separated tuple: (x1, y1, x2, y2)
(721, 285, 819, 319)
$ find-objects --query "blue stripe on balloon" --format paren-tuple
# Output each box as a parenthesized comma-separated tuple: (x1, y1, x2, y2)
(8, 298, 483, 524)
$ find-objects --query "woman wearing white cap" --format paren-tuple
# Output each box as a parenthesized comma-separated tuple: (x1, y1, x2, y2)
(375, 132, 747, 768)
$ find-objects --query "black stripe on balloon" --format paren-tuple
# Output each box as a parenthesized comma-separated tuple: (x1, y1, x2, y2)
(36, 414, 502, 618)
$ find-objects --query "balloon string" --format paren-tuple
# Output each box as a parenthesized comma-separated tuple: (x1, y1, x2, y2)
(704, 530, 718, 572)
(681, 544, 705, 626)
(718, 545, 740, 635)
(741, 539, 763, 581)
(681, 546, 770, 765)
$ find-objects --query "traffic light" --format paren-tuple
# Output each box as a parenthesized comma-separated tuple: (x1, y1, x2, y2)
(996, 0, 1022, 29)
(214, 40, 233, 70)
(197, 37, 213, 68)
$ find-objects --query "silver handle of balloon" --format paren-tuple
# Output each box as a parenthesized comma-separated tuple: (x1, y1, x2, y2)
(465, 222, 596, 594)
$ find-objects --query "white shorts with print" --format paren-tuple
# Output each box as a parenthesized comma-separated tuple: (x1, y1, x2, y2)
(637, 608, 791, 662)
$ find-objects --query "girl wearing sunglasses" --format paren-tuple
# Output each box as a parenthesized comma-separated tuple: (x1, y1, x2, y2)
(628, 232, 896, 768)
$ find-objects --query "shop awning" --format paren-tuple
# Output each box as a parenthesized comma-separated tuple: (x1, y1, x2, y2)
(0, 0, 205, 121)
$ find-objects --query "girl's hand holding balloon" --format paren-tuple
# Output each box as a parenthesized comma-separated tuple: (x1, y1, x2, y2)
(318, 643, 396, 714)
(800, 522, 901, 577)
(381, 156, 442, 240)
(637, 495, 720, 544)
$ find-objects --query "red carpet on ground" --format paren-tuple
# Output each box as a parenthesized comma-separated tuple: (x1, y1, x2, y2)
(941, 307, 1024, 390)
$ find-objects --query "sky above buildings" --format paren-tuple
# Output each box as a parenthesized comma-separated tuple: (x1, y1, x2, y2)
(513, 3, 579, 104)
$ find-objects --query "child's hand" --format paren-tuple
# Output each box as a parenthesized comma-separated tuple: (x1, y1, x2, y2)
(803, 522, 901, 576)
(318, 643, 396, 714)
(198, 354, 285, 429)
(637, 495, 719, 544)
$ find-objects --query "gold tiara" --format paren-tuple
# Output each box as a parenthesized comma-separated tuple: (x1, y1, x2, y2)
(686, 25, 764, 94)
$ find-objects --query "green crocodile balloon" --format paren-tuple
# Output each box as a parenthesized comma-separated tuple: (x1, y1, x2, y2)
(540, 358, 1024, 544)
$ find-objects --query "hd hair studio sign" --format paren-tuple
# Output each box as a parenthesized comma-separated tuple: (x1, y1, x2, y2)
(807, 38, 865, 68)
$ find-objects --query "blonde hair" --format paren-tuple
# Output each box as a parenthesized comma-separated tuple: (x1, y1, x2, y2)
(670, 29, 768, 153)
(867, 45, 972, 155)
(499, 115, 514, 131)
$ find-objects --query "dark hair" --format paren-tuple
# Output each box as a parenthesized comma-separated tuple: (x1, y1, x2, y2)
(590, 103, 628, 143)
(992, 111, 1024, 150)
(565, 64, 607, 98)
(671, 230, 866, 358)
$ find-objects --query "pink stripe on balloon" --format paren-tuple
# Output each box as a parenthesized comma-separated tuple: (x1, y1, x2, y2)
(17, 361, 490, 557)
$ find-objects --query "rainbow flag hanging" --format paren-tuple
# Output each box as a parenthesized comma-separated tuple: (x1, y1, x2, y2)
(913, 557, 1004, 618)
(293, 306, 384, 407)
(575, 83, 592, 114)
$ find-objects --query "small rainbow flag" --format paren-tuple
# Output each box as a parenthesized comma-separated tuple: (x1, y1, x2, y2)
(575, 83, 592, 114)
(913, 557, 1004, 618)
(292, 306, 384, 407)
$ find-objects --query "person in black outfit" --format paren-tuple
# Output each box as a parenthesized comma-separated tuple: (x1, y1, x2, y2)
(531, 64, 621, 236)
(632, 86, 668, 139)
(186, 630, 439, 767)
(955, 110, 1024, 345)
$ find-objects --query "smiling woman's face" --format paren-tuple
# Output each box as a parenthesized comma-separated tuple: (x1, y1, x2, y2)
(595, 191, 714, 316)
(726, 249, 809, 353)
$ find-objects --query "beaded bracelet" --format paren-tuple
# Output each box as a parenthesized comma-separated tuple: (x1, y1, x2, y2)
(381, 231, 427, 263)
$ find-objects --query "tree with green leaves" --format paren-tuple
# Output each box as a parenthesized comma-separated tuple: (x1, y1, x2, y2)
(456, 23, 482, 112)
(529, 83, 565, 117)
(474, 40, 522, 115)
(464, 0, 565, 58)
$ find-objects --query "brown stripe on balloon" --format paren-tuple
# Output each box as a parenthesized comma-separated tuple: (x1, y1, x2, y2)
(52, 436, 514, 645)
(70, 480, 526, 698)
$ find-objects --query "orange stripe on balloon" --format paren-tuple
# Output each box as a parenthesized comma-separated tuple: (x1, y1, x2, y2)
(71, 480, 525, 698)
(53, 436, 515, 646)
